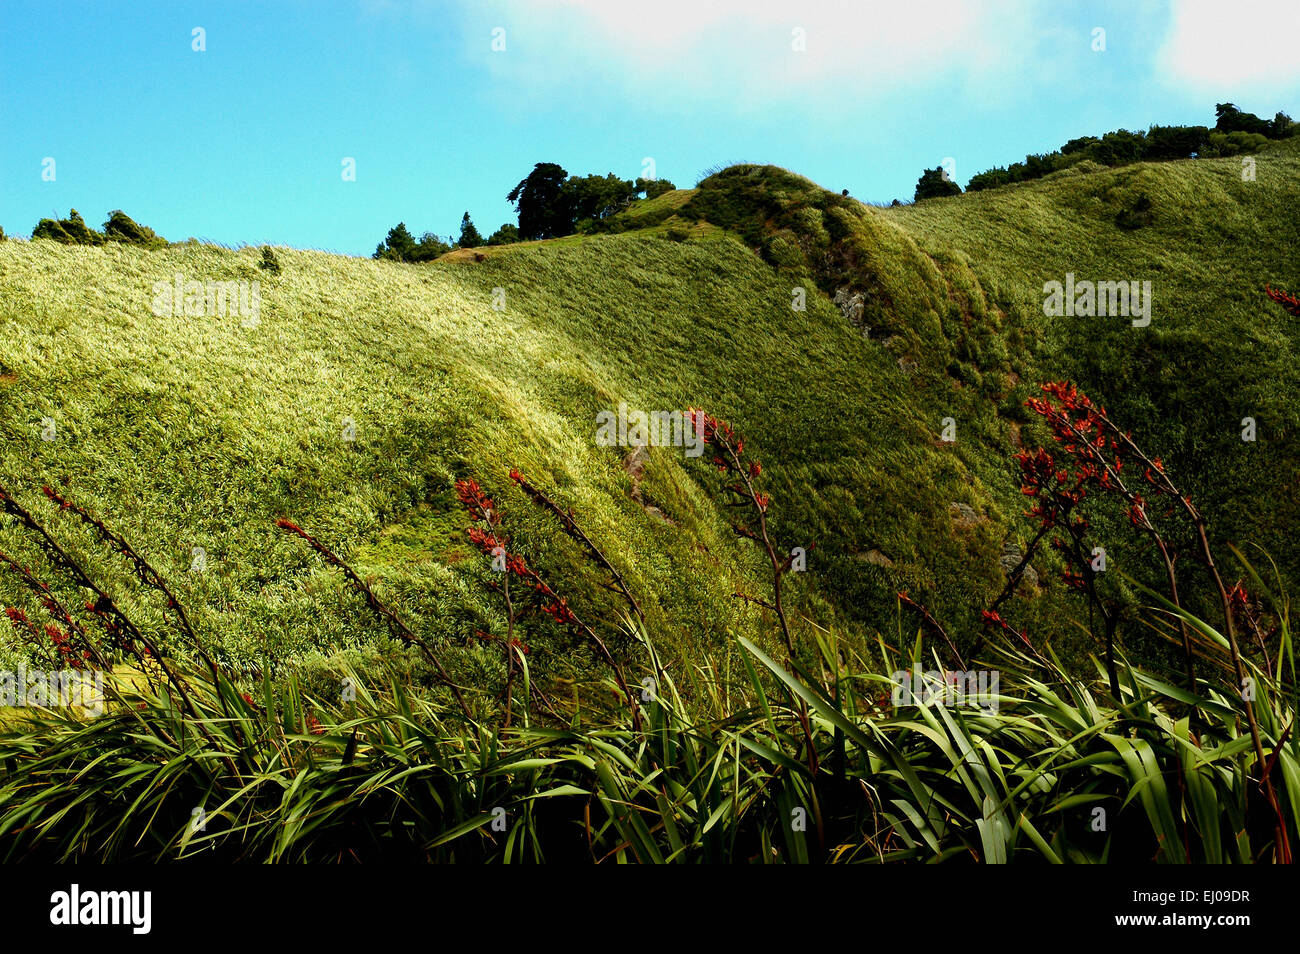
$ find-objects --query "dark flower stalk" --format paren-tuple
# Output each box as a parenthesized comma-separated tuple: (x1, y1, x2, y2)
(0, 482, 198, 715)
(276, 518, 473, 721)
(996, 381, 1287, 862)
(686, 408, 796, 656)
(454, 477, 636, 717)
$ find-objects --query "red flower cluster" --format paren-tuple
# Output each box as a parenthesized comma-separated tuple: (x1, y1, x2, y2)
(454, 479, 497, 525)
(471, 629, 532, 655)
(685, 408, 773, 520)
(983, 381, 1163, 653)
(454, 476, 580, 630)
(981, 609, 1033, 648)
(1265, 284, 1300, 317)
(1, 606, 82, 667)
(1017, 381, 1175, 540)
(45, 623, 84, 669)
(1228, 581, 1248, 608)
(686, 408, 737, 449)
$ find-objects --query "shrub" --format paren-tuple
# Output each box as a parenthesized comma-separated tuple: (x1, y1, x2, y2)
(259, 246, 281, 273)
(914, 167, 961, 201)
(32, 209, 104, 246)
(1115, 192, 1154, 230)
(412, 232, 451, 262)
(1145, 124, 1209, 160)
(966, 166, 1015, 192)
(636, 177, 677, 200)
(486, 223, 519, 246)
(102, 210, 167, 248)
(1202, 130, 1271, 157)
(373, 224, 450, 263)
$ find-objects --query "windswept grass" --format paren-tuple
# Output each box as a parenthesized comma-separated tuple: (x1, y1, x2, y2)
(3, 138, 1298, 699)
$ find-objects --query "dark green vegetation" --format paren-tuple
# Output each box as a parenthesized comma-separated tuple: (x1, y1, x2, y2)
(915, 166, 962, 201)
(259, 245, 282, 274)
(1, 135, 1298, 862)
(373, 163, 680, 262)
(0, 619, 1293, 862)
(963, 102, 1297, 192)
(373, 221, 452, 262)
(456, 212, 484, 250)
(506, 162, 678, 241)
(31, 209, 167, 249)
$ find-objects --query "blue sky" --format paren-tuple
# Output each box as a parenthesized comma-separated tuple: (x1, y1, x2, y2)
(3, 0, 1298, 256)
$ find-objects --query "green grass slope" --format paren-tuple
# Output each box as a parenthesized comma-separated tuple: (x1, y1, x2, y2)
(1, 139, 1297, 702)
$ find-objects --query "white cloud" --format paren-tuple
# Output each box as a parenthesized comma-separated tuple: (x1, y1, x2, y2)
(1157, 0, 1300, 98)
(468, 0, 1042, 111)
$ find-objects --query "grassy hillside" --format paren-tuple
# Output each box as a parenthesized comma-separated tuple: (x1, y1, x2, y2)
(2, 138, 1298, 706)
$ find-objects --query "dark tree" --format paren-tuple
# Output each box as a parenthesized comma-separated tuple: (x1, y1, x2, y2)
(1215, 103, 1271, 137)
(635, 177, 677, 200)
(1061, 136, 1101, 155)
(411, 232, 451, 262)
(914, 167, 961, 201)
(966, 167, 1014, 192)
(507, 162, 570, 240)
(486, 223, 519, 246)
(456, 212, 484, 249)
(563, 173, 640, 226)
(1145, 125, 1209, 160)
(373, 222, 416, 261)
(1089, 129, 1147, 164)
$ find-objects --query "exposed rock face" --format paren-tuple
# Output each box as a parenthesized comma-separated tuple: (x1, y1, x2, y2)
(833, 287, 866, 330)
(623, 444, 674, 524)
(623, 444, 649, 488)
(861, 549, 894, 567)
(949, 502, 984, 530)
(999, 541, 1039, 588)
